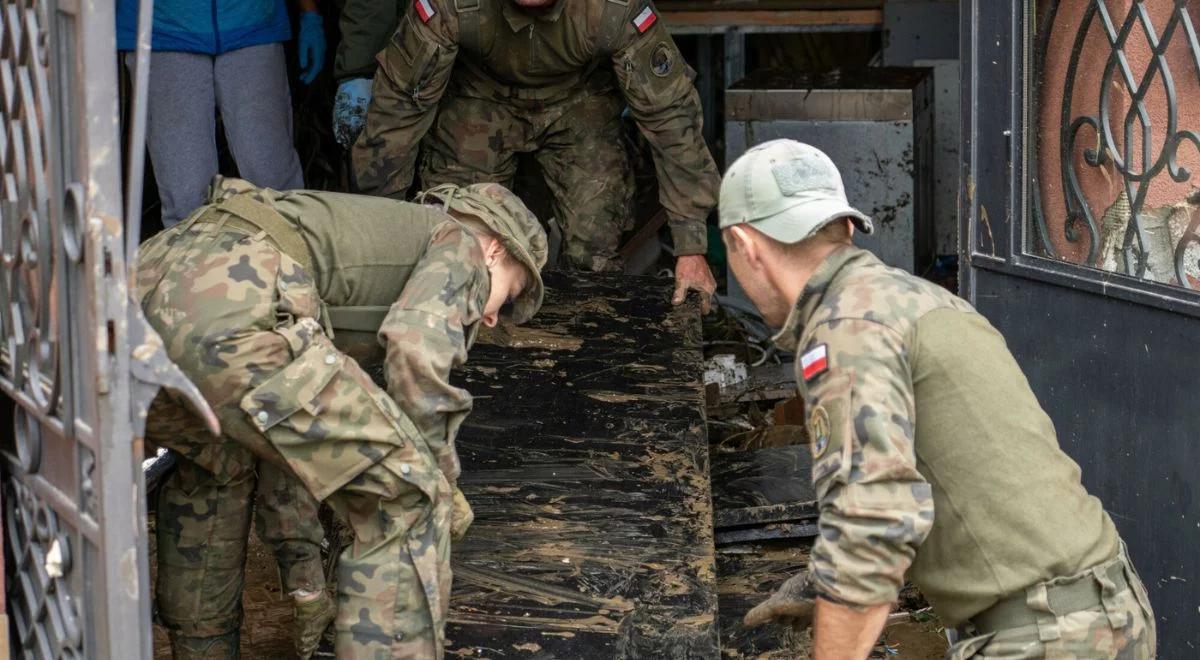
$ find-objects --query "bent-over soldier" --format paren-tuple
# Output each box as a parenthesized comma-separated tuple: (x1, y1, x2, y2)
(138, 176, 547, 659)
(721, 140, 1155, 659)
(348, 0, 720, 311)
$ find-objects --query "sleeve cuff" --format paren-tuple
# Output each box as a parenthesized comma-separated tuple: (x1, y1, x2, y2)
(669, 219, 708, 256)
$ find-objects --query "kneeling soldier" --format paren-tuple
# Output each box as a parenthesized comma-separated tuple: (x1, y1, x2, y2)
(137, 177, 547, 659)
(723, 141, 1155, 659)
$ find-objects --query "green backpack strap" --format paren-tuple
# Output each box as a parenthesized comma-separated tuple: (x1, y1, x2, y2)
(454, 0, 482, 54)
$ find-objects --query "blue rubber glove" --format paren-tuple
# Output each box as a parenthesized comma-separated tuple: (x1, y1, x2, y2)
(297, 11, 326, 85)
(333, 77, 373, 149)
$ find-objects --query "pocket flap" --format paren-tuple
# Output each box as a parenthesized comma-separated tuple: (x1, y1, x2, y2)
(240, 340, 344, 432)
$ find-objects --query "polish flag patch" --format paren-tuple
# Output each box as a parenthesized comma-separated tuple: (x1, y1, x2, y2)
(415, 0, 436, 23)
(800, 344, 829, 381)
(632, 5, 658, 33)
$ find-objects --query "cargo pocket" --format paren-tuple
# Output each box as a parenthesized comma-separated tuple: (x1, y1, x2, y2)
(378, 13, 454, 110)
(239, 335, 362, 501)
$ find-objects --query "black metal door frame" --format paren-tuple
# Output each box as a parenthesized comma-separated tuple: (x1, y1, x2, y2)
(960, 0, 1199, 654)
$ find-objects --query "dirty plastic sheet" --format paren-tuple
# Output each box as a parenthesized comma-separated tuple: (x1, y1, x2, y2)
(440, 271, 717, 659)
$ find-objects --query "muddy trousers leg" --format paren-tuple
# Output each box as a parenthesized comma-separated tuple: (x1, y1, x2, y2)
(534, 93, 633, 273)
(327, 472, 445, 659)
(155, 453, 254, 659)
(254, 461, 327, 594)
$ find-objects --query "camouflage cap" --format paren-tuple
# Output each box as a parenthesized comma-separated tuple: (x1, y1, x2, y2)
(416, 183, 548, 324)
(719, 140, 873, 243)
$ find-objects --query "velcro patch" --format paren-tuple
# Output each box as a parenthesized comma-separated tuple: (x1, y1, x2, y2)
(800, 344, 828, 381)
(415, 0, 436, 23)
(632, 6, 657, 33)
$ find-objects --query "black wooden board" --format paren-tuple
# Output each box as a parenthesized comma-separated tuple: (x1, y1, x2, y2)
(431, 271, 717, 659)
(711, 446, 815, 511)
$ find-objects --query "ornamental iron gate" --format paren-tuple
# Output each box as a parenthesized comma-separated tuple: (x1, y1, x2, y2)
(962, 0, 1200, 655)
(0, 0, 214, 657)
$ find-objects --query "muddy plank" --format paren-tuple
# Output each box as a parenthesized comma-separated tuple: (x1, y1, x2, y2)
(439, 270, 718, 659)
(711, 446, 815, 511)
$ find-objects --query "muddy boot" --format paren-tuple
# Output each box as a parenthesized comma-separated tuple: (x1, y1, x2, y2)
(169, 630, 240, 660)
(294, 590, 337, 659)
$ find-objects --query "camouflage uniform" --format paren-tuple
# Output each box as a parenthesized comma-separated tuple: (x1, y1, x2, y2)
(154, 448, 326, 655)
(771, 246, 1155, 658)
(139, 177, 544, 658)
(351, 0, 719, 270)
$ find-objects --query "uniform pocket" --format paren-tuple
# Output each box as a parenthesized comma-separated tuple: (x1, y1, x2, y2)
(808, 371, 855, 501)
(240, 339, 342, 433)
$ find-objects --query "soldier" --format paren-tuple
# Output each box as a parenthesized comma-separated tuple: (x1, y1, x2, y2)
(343, 0, 720, 312)
(721, 140, 1155, 659)
(138, 176, 547, 659)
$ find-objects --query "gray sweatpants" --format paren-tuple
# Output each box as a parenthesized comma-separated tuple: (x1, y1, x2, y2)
(130, 43, 304, 227)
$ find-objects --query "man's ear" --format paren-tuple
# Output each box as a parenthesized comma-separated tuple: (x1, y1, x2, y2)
(729, 225, 763, 267)
(482, 237, 507, 268)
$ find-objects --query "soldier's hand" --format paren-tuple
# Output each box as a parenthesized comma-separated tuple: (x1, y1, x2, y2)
(333, 77, 373, 149)
(450, 485, 474, 542)
(744, 572, 817, 630)
(672, 254, 716, 314)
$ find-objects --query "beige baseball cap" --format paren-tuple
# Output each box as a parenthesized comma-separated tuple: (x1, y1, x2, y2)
(719, 139, 873, 242)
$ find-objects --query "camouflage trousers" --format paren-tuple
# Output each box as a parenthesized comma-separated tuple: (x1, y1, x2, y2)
(947, 545, 1155, 659)
(419, 90, 633, 272)
(139, 220, 453, 659)
(155, 448, 324, 639)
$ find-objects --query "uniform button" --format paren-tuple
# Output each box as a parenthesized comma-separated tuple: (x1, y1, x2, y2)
(400, 463, 411, 475)
(256, 411, 269, 423)
(394, 632, 404, 642)
(278, 280, 288, 291)
(324, 354, 337, 365)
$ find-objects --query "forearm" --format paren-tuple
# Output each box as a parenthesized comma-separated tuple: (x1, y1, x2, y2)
(812, 599, 891, 660)
(334, 0, 402, 80)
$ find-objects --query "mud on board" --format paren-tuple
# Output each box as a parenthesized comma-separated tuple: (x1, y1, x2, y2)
(375, 271, 719, 659)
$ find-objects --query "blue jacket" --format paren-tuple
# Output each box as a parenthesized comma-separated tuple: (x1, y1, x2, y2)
(116, 0, 291, 54)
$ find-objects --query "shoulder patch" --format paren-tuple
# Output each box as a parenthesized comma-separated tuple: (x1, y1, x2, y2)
(632, 5, 658, 33)
(800, 344, 828, 382)
(809, 405, 831, 459)
(415, 0, 436, 23)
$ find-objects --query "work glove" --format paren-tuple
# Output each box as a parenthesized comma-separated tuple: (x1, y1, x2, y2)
(672, 254, 716, 314)
(450, 485, 475, 542)
(333, 77, 372, 149)
(293, 590, 336, 659)
(743, 572, 818, 631)
(297, 11, 326, 85)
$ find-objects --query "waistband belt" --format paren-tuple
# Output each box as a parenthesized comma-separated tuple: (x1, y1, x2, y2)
(969, 561, 1129, 634)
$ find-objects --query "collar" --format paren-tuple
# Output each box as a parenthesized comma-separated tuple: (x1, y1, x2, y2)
(770, 245, 864, 351)
(501, 1, 567, 32)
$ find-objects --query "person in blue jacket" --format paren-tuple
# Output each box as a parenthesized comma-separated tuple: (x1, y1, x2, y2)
(117, 0, 326, 226)
(116, 2, 334, 657)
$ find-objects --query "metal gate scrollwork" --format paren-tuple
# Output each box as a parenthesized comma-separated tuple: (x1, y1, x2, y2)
(1033, 0, 1200, 289)
(0, 0, 215, 656)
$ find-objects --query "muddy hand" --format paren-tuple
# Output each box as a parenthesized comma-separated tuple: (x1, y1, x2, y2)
(744, 572, 817, 630)
(451, 485, 474, 542)
(672, 254, 715, 314)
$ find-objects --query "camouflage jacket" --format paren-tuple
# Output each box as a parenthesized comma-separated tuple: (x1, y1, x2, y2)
(351, 0, 719, 255)
(209, 178, 490, 485)
(775, 246, 1119, 625)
